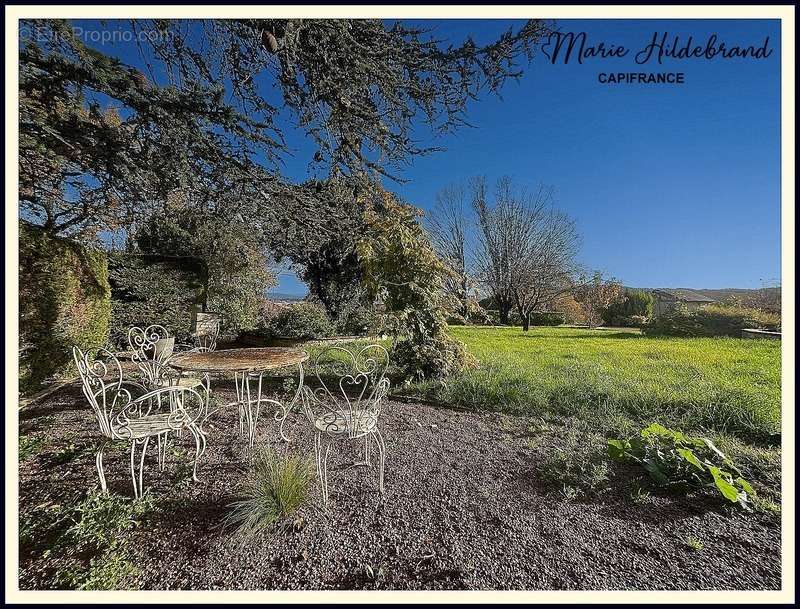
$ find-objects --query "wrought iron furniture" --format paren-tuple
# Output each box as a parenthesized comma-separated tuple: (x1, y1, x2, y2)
(73, 346, 207, 499)
(128, 324, 210, 392)
(168, 347, 308, 448)
(192, 312, 221, 351)
(299, 344, 390, 504)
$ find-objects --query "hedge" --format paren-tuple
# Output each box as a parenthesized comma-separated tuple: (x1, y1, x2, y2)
(261, 302, 334, 340)
(19, 223, 111, 394)
(643, 304, 781, 338)
(107, 254, 208, 348)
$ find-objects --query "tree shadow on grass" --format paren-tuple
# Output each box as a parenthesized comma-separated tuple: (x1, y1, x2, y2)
(516, 331, 646, 340)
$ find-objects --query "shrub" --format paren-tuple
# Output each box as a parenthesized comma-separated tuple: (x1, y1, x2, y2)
(644, 304, 780, 337)
(606, 314, 649, 328)
(334, 300, 386, 336)
(25, 490, 153, 590)
(466, 300, 493, 325)
(445, 298, 492, 326)
(602, 289, 653, 326)
(358, 189, 472, 380)
(549, 293, 587, 325)
(135, 209, 274, 336)
(107, 253, 208, 348)
(608, 423, 755, 507)
(266, 302, 334, 340)
(392, 332, 474, 382)
(527, 311, 565, 326)
(225, 447, 313, 543)
(19, 222, 111, 394)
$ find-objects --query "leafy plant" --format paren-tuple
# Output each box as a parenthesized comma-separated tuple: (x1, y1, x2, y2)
(358, 189, 474, 380)
(32, 490, 153, 590)
(59, 491, 152, 556)
(686, 536, 704, 551)
(19, 434, 45, 461)
(48, 441, 88, 465)
(559, 485, 580, 501)
(225, 447, 313, 543)
(630, 484, 651, 504)
(59, 549, 139, 590)
(608, 423, 755, 507)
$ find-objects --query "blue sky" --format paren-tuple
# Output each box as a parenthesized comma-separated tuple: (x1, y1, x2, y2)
(62, 18, 782, 295)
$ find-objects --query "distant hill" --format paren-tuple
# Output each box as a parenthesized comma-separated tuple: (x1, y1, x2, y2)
(688, 287, 780, 303)
(266, 291, 305, 302)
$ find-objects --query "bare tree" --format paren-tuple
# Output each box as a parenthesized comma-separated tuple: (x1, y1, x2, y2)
(573, 271, 623, 328)
(426, 183, 474, 320)
(472, 176, 580, 330)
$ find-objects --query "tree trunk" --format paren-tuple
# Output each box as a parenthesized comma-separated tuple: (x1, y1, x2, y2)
(498, 303, 511, 325)
(522, 310, 530, 332)
(461, 276, 470, 321)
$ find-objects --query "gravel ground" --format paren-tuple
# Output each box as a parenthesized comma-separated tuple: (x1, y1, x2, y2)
(18, 382, 781, 590)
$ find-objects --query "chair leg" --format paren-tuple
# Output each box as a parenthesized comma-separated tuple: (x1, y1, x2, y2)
(278, 405, 291, 443)
(352, 434, 372, 467)
(236, 372, 245, 437)
(314, 431, 330, 504)
(203, 375, 212, 420)
(96, 440, 108, 495)
(373, 429, 386, 495)
(156, 433, 168, 472)
(249, 373, 263, 449)
(130, 441, 140, 500)
(188, 424, 204, 482)
(138, 436, 150, 499)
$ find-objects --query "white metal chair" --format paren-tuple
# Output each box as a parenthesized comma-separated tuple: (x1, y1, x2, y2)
(300, 344, 390, 504)
(192, 314, 220, 352)
(128, 324, 210, 390)
(73, 346, 207, 499)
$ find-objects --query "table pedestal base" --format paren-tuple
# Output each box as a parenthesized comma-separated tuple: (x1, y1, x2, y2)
(232, 364, 304, 448)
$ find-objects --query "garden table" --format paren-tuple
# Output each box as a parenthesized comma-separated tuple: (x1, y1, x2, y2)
(168, 347, 308, 448)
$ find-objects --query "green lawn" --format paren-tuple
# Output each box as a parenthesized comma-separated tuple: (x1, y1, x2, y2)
(414, 326, 781, 446)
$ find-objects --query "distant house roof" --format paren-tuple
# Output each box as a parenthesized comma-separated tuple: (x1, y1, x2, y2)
(652, 289, 717, 303)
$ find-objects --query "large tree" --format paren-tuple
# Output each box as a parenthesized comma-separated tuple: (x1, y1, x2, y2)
(19, 18, 552, 341)
(573, 271, 623, 329)
(358, 188, 472, 380)
(473, 176, 580, 329)
(19, 18, 551, 243)
(425, 183, 474, 320)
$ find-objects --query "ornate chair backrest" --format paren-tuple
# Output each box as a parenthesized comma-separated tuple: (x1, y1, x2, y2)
(193, 317, 220, 351)
(128, 325, 174, 387)
(73, 346, 133, 439)
(302, 344, 390, 438)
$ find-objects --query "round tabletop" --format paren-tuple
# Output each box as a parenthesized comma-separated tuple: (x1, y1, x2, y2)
(168, 347, 308, 373)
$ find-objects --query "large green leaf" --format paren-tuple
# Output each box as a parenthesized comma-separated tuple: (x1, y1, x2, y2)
(735, 477, 755, 496)
(708, 466, 740, 502)
(643, 458, 669, 485)
(676, 447, 704, 471)
(607, 439, 629, 460)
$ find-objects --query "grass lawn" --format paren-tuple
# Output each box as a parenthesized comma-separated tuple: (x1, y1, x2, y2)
(411, 326, 781, 447)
